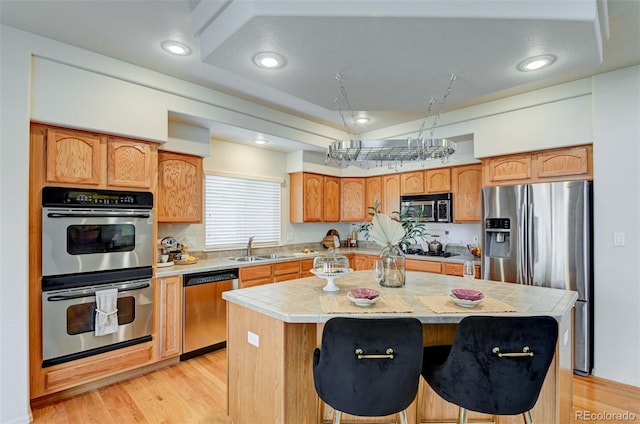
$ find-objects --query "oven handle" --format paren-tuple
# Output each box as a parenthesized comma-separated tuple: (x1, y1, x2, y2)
(46, 283, 150, 301)
(47, 212, 151, 219)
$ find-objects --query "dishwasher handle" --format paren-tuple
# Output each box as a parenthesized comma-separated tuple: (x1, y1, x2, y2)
(183, 269, 239, 287)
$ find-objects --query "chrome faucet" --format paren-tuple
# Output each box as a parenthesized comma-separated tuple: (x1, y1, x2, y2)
(246, 236, 255, 257)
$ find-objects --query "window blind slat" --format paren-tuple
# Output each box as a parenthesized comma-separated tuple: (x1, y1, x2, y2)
(205, 174, 281, 248)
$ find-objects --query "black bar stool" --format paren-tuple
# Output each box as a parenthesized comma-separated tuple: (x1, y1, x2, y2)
(421, 315, 558, 424)
(313, 317, 424, 424)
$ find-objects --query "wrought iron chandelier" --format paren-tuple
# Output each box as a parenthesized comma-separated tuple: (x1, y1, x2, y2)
(326, 74, 457, 169)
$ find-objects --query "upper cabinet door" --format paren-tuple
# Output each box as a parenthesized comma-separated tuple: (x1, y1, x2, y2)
(484, 154, 533, 185)
(382, 174, 400, 216)
(535, 146, 590, 179)
(157, 152, 203, 223)
(364, 176, 382, 222)
(452, 164, 482, 222)
(401, 171, 425, 194)
(323, 176, 341, 222)
(340, 178, 365, 222)
(107, 138, 157, 189)
(304, 173, 324, 222)
(46, 128, 102, 185)
(425, 168, 451, 193)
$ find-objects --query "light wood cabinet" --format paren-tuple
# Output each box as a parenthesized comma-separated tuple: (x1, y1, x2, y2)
(484, 154, 532, 184)
(157, 275, 182, 359)
(239, 264, 273, 288)
(290, 172, 324, 223)
(483, 145, 592, 186)
(240, 261, 304, 287)
(381, 174, 401, 215)
(535, 146, 590, 179)
(340, 178, 365, 222)
(45, 127, 157, 189)
(46, 127, 103, 185)
(352, 254, 371, 271)
(38, 342, 153, 396)
(301, 259, 314, 277)
(401, 171, 425, 194)
(406, 259, 442, 273)
(452, 164, 482, 222)
(442, 262, 482, 279)
(323, 176, 341, 222)
(290, 173, 341, 223)
(425, 168, 451, 193)
(274, 261, 301, 282)
(364, 176, 382, 222)
(107, 138, 156, 189)
(157, 152, 203, 223)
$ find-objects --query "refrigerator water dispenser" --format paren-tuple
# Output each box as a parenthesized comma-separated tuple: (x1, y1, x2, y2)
(485, 218, 511, 258)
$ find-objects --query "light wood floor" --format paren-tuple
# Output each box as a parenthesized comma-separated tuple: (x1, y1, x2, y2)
(31, 348, 640, 423)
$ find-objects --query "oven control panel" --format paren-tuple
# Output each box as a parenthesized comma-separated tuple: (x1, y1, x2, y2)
(42, 187, 153, 208)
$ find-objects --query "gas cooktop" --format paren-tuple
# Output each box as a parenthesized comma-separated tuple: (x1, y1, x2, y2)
(405, 248, 459, 258)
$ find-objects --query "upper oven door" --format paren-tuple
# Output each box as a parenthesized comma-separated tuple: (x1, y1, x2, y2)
(42, 208, 154, 276)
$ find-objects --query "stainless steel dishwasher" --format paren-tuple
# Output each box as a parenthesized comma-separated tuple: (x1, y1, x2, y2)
(181, 268, 238, 361)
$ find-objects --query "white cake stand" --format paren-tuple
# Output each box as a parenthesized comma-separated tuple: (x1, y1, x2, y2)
(310, 268, 353, 292)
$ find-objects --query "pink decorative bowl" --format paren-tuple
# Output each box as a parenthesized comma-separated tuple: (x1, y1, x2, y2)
(451, 288, 484, 301)
(350, 288, 381, 300)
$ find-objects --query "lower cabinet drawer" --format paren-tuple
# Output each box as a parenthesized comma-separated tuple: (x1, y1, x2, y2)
(44, 342, 153, 392)
(406, 259, 442, 273)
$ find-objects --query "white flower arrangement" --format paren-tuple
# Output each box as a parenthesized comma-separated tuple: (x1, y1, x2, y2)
(368, 213, 406, 247)
(357, 197, 428, 249)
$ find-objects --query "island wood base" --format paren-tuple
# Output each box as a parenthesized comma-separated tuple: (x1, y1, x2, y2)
(227, 302, 573, 423)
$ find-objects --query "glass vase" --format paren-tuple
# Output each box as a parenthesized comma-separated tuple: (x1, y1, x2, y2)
(379, 244, 406, 288)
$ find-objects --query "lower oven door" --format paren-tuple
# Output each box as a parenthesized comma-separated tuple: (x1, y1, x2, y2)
(42, 279, 153, 367)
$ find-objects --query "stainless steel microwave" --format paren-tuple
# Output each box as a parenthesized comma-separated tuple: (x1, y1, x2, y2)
(400, 193, 452, 223)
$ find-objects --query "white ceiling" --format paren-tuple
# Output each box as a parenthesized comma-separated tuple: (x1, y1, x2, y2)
(1, 0, 639, 153)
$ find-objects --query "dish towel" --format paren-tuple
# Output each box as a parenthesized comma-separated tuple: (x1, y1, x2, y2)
(95, 288, 119, 336)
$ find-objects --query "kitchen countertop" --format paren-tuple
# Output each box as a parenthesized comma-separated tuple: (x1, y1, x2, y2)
(154, 247, 481, 278)
(221, 270, 577, 324)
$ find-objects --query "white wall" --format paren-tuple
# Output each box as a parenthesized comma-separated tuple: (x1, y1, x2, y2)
(591, 66, 640, 385)
(1, 23, 639, 424)
(0, 26, 34, 424)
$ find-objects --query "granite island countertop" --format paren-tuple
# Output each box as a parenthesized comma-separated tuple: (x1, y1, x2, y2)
(221, 270, 577, 324)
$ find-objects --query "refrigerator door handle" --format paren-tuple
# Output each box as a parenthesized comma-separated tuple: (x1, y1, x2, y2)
(526, 202, 534, 286)
(517, 190, 528, 285)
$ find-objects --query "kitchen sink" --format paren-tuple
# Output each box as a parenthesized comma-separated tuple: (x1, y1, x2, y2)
(228, 254, 294, 262)
(256, 254, 294, 260)
(228, 256, 265, 262)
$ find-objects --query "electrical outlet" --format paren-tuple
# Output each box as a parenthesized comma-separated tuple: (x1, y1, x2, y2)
(247, 331, 259, 347)
(614, 232, 625, 246)
(184, 236, 196, 247)
(473, 235, 479, 244)
(287, 233, 294, 242)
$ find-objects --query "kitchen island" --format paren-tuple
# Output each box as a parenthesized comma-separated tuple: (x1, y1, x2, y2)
(222, 270, 576, 424)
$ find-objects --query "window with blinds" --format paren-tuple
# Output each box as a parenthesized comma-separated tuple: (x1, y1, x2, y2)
(205, 174, 281, 248)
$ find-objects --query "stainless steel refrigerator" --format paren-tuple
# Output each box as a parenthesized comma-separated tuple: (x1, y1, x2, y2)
(482, 180, 593, 375)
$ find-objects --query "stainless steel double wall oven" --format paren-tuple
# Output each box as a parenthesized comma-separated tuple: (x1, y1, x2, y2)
(41, 187, 154, 367)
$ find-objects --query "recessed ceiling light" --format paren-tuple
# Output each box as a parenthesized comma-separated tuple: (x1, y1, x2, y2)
(254, 139, 268, 145)
(354, 117, 370, 124)
(517, 55, 556, 72)
(161, 41, 192, 56)
(253, 52, 286, 70)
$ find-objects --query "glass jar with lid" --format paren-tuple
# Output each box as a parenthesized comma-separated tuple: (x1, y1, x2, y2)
(311, 248, 352, 291)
